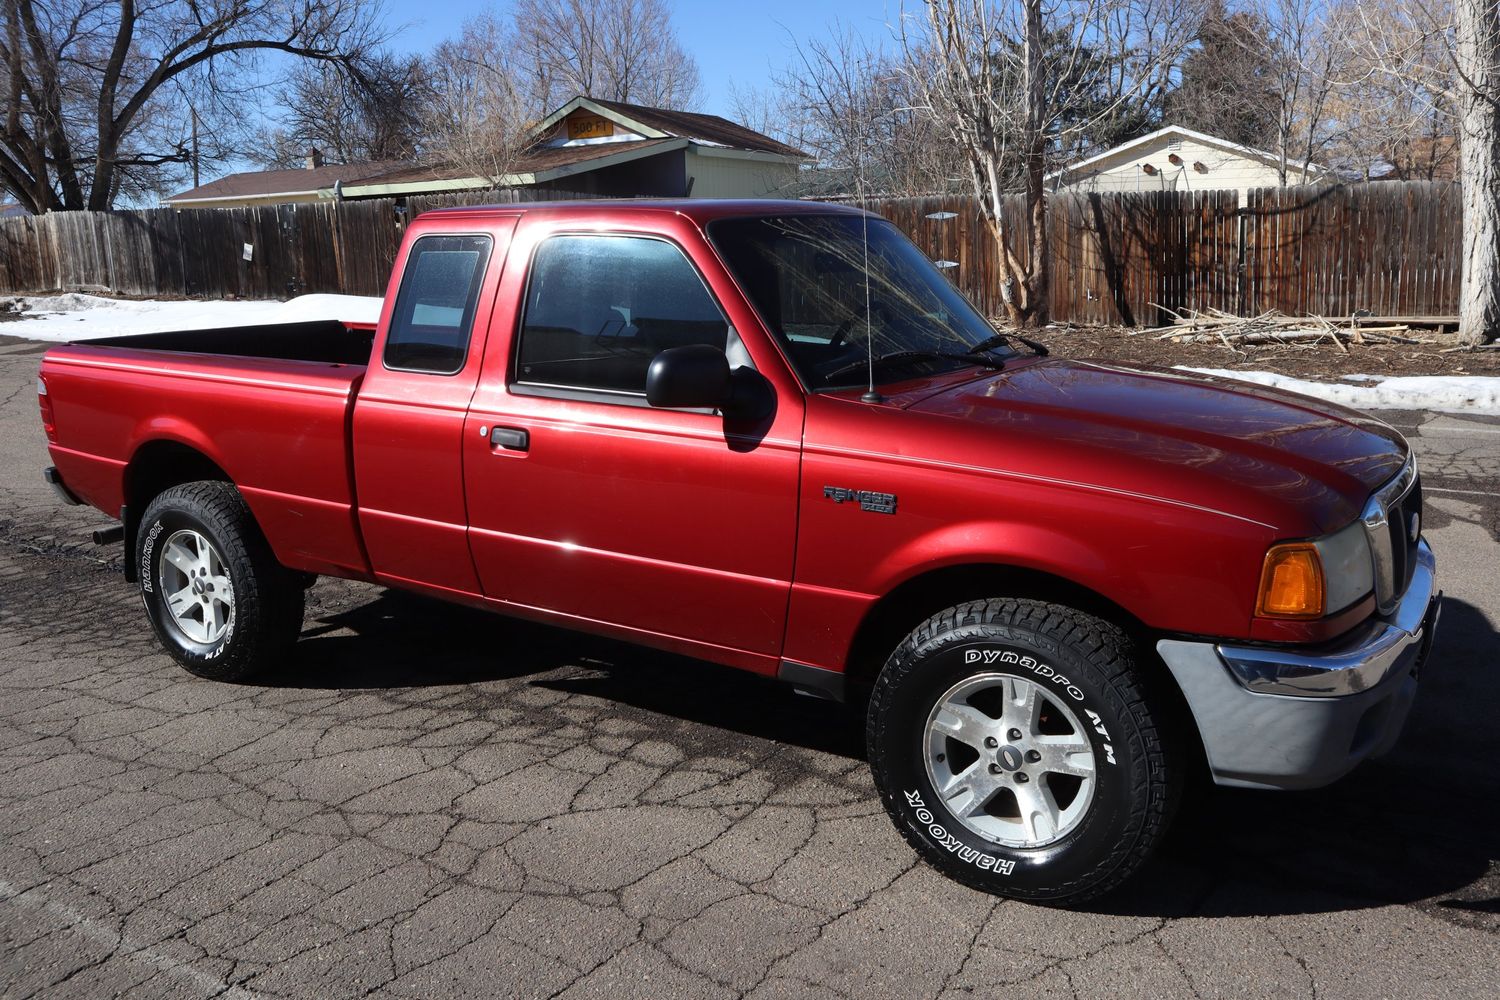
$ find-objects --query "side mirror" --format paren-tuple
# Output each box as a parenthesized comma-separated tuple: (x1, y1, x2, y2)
(646, 345, 732, 410)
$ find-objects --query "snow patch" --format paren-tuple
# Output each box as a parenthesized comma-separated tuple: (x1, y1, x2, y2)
(1180, 367, 1500, 415)
(3, 293, 383, 342)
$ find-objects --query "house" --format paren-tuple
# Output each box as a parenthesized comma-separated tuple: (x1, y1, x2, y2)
(0, 200, 30, 218)
(1049, 125, 1326, 204)
(164, 96, 809, 209)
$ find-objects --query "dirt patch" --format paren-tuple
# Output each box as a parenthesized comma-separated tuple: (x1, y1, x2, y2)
(1027, 325, 1500, 380)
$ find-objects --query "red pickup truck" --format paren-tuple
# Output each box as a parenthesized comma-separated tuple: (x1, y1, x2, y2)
(37, 200, 1439, 903)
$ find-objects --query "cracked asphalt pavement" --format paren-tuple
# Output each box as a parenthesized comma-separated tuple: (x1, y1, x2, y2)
(1, 331, 1497, 998)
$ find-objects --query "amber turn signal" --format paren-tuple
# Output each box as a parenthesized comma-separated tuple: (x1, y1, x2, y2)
(1256, 543, 1325, 619)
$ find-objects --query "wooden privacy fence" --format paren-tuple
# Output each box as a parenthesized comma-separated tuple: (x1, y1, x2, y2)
(864, 181, 1462, 325)
(0, 186, 593, 300)
(0, 200, 401, 299)
(0, 182, 1463, 325)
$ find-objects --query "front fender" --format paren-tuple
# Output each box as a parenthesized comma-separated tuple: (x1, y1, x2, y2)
(867, 519, 1127, 617)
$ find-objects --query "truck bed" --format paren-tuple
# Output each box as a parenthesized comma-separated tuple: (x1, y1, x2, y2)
(85, 320, 375, 366)
(41, 322, 374, 579)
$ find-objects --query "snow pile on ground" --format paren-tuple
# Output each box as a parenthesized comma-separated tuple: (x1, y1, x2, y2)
(1181, 367, 1500, 416)
(3, 292, 382, 342)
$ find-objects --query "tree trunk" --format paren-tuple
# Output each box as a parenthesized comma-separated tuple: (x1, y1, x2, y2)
(1457, 0, 1500, 346)
(1020, 0, 1050, 327)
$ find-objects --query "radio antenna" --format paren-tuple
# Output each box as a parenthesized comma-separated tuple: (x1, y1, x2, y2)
(856, 125, 882, 404)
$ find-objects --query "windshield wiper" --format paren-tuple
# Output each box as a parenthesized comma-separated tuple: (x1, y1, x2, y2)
(822, 348, 1007, 386)
(966, 331, 1049, 358)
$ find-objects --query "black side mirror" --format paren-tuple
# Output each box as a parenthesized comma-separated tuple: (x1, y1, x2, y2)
(646, 345, 732, 410)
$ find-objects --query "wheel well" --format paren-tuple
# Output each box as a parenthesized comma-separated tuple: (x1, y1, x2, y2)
(843, 563, 1208, 780)
(843, 564, 1151, 694)
(121, 441, 231, 580)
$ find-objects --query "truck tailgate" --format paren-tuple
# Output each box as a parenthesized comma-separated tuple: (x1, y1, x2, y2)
(41, 343, 371, 578)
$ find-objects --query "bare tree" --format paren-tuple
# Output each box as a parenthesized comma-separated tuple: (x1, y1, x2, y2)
(1321, 0, 1456, 180)
(1, 0, 383, 212)
(902, 0, 1198, 326)
(726, 81, 804, 150)
(1353, 0, 1498, 344)
(510, 0, 700, 110)
(775, 24, 953, 199)
(256, 53, 433, 169)
(1262, 0, 1339, 184)
(426, 14, 535, 183)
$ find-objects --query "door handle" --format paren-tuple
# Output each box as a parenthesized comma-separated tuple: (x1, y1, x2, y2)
(489, 426, 529, 452)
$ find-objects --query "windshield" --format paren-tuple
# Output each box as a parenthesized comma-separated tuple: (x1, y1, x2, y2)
(708, 214, 1016, 390)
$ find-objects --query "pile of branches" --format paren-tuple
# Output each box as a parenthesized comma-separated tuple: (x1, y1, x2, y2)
(1146, 307, 1428, 354)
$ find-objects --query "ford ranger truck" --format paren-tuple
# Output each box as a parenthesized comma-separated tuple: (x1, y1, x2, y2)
(36, 200, 1441, 904)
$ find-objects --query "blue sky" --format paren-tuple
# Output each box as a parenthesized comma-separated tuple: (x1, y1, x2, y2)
(381, 0, 898, 117)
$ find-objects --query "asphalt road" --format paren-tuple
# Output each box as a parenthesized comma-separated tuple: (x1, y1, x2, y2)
(1, 332, 1497, 999)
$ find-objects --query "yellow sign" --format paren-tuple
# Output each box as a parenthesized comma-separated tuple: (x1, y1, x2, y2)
(567, 114, 613, 140)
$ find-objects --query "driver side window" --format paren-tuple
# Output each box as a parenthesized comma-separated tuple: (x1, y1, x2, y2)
(516, 235, 737, 395)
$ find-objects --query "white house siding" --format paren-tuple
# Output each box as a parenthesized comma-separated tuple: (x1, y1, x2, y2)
(1056, 136, 1317, 206)
(685, 149, 801, 199)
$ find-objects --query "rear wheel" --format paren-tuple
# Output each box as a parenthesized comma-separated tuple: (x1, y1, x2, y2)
(137, 481, 303, 681)
(867, 598, 1179, 904)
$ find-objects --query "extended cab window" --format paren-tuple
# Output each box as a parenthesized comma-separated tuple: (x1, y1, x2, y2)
(384, 235, 493, 374)
(516, 235, 732, 395)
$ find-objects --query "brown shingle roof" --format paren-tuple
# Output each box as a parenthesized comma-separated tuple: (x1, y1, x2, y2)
(350, 138, 683, 187)
(167, 161, 407, 203)
(587, 98, 809, 159)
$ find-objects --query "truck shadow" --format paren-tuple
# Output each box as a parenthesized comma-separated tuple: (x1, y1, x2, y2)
(273, 587, 1498, 921)
(272, 587, 865, 758)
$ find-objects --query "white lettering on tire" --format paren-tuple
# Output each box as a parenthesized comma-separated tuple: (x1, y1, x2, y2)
(963, 648, 1085, 702)
(1085, 709, 1117, 765)
(140, 522, 164, 594)
(904, 790, 1016, 876)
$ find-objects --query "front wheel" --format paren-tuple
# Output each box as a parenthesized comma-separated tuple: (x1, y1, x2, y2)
(867, 599, 1179, 904)
(137, 481, 304, 682)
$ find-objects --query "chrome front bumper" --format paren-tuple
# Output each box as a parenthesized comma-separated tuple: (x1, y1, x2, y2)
(1157, 539, 1440, 790)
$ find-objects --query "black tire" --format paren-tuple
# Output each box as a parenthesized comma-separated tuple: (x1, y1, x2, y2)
(136, 481, 304, 682)
(867, 599, 1179, 905)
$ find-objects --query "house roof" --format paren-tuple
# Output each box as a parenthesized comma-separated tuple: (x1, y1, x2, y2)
(165, 161, 407, 204)
(578, 97, 809, 159)
(165, 95, 808, 207)
(338, 139, 697, 198)
(1049, 125, 1325, 181)
(349, 138, 684, 189)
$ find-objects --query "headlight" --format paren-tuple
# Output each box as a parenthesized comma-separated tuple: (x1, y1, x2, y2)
(1256, 520, 1374, 620)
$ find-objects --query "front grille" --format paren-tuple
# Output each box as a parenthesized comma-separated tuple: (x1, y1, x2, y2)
(1362, 458, 1420, 616)
(1387, 475, 1422, 602)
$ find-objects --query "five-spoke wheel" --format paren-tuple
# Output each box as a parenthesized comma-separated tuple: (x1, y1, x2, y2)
(924, 673, 1096, 848)
(158, 529, 235, 645)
